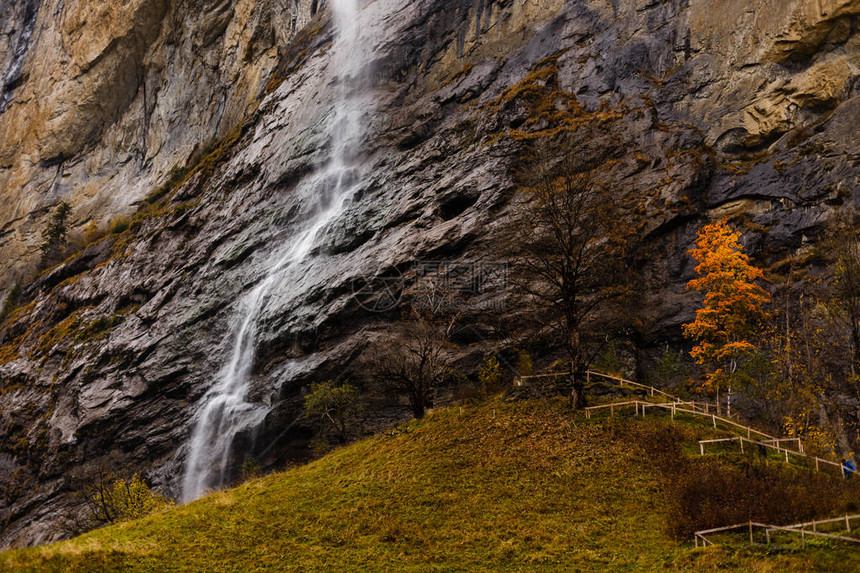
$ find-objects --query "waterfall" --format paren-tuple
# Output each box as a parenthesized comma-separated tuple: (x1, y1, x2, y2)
(181, 0, 369, 503)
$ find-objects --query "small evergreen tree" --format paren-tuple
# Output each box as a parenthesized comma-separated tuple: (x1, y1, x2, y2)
(39, 200, 72, 268)
(683, 220, 770, 414)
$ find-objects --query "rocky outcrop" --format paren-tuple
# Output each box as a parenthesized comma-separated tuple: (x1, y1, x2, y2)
(0, 0, 858, 549)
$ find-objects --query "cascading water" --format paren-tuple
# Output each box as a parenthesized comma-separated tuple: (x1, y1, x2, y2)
(181, 0, 369, 503)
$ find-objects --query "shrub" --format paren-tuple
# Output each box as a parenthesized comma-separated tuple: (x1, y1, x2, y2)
(304, 380, 363, 443)
(515, 350, 534, 377)
(241, 459, 262, 482)
(108, 216, 130, 235)
(83, 472, 172, 526)
(478, 356, 502, 392)
(631, 424, 860, 538)
(79, 221, 104, 245)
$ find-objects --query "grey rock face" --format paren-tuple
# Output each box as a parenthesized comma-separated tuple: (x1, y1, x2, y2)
(0, 0, 40, 114)
(0, 0, 858, 548)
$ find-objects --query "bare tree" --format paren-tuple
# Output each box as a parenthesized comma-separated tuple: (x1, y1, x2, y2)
(827, 214, 860, 375)
(366, 306, 452, 419)
(507, 142, 635, 409)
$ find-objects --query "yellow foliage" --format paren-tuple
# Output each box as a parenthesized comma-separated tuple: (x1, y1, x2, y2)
(684, 220, 770, 391)
(88, 473, 172, 524)
(478, 356, 502, 391)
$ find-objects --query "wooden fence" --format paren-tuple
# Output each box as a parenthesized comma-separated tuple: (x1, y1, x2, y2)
(777, 514, 859, 534)
(520, 369, 843, 475)
(516, 370, 738, 419)
(695, 517, 860, 547)
(583, 400, 775, 441)
(697, 436, 843, 475)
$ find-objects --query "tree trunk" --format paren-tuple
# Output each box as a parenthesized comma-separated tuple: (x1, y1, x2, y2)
(727, 384, 733, 418)
(412, 402, 425, 419)
(567, 339, 587, 410)
(411, 391, 425, 419)
(570, 377, 587, 410)
(851, 322, 860, 377)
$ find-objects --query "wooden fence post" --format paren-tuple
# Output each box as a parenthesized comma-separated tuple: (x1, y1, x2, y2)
(847, 515, 851, 533)
(610, 404, 614, 418)
(812, 520, 817, 533)
(815, 457, 820, 471)
(712, 414, 717, 429)
(700, 443, 704, 456)
(766, 529, 771, 545)
(740, 438, 744, 454)
(749, 521, 753, 545)
(784, 449, 789, 463)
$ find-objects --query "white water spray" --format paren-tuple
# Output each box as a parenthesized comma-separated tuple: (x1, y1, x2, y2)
(182, 0, 369, 502)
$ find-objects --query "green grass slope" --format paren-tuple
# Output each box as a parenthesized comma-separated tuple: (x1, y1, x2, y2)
(2, 400, 858, 572)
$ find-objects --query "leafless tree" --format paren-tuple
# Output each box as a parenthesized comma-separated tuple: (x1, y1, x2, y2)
(507, 141, 635, 409)
(365, 302, 453, 419)
(826, 213, 860, 375)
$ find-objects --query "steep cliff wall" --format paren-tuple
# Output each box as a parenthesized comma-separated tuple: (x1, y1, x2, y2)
(0, 0, 318, 291)
(0, 0, 858, 548)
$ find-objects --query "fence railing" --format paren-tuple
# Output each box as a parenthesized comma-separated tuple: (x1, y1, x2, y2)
(583, 400, 776, 441)
(695, 518, 860, 547)
(519, 369, 834, 469)
(697, 436, 843, 475)
(775, 514, 859, 534)
(585, 370, 679, 402)
(585, 371, 742, 420)
(516, 369, 739, 418)
(759, 437, 804, 453)
(585, 400, 846, 475)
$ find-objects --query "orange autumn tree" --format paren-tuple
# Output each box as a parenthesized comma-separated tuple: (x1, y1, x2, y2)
(683, 220, 770, 413)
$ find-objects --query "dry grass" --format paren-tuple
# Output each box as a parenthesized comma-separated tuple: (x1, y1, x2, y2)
(1, 399, 858, 572)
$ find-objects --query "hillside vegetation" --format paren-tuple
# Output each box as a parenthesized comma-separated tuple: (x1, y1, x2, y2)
(2, 399, 859, 572)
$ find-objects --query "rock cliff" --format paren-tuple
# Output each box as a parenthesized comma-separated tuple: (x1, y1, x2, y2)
(0, 0, 858, 548)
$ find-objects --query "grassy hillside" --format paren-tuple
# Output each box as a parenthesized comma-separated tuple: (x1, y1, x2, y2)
(2, 399, 859, 572)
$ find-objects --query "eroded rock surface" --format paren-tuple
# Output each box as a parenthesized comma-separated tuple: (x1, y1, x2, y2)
(0, 0, 858, 548)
